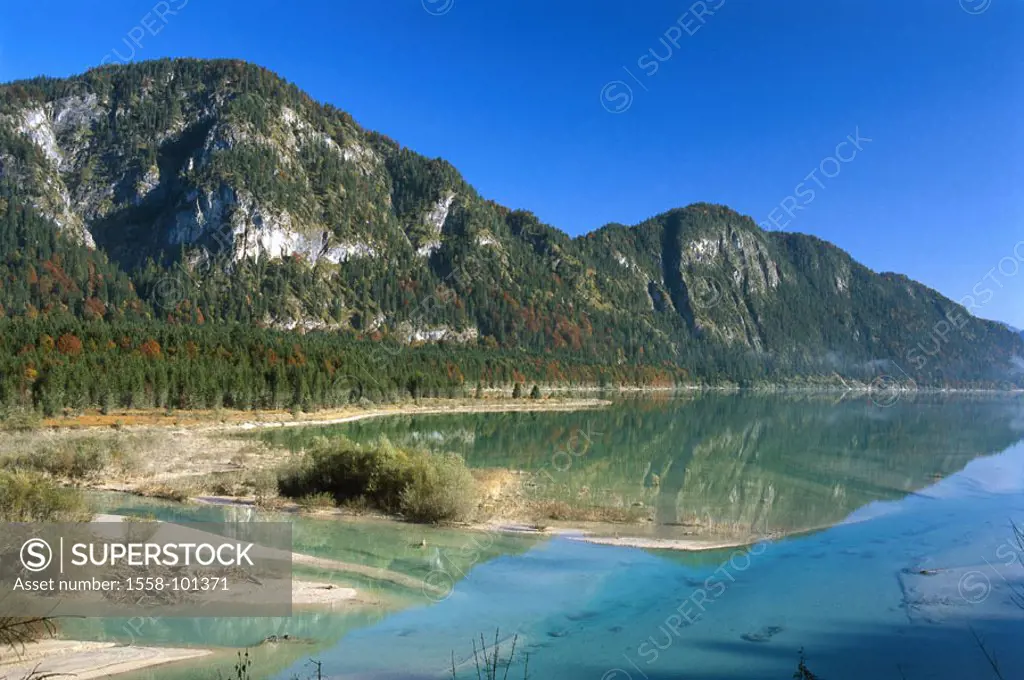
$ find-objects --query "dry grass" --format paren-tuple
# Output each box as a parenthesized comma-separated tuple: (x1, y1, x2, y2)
(1, 435, 136, 481)
(295, 492, 337, 511)
(137, 468, 281, 506)
(136, 482, 192, 502)
(0, 407, 42, 432)
(0, 400, 663, 533)
(0, 469, 91, 522)
(0, 421, 305, 512)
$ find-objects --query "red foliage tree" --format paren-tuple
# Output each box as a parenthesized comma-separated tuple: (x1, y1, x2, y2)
(56, 333, 83, 357)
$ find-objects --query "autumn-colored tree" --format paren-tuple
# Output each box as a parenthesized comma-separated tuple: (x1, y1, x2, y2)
(56, 333, 82, 357)
(139, 338, 162, 359)
(83, 297, 107, 319)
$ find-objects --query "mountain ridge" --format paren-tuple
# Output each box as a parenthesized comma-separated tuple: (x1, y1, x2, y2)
(0, 57, 1020, 392)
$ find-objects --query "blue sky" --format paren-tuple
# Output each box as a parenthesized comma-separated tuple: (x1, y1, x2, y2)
(2, 0, 1022, 326)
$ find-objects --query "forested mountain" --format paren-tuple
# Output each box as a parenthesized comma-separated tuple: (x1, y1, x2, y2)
(0, 58, 1020, 411)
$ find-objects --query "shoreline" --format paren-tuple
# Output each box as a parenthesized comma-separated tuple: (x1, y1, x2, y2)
(463, 521, 779, 552)
(217, 397, 611, 432)
(36, 396, 611, 431)
(0, 640, 211, 680)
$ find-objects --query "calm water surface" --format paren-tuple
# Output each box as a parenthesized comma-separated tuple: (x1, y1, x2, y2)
(262, 394, 1023, 540)
(90, 394, 1024, 679)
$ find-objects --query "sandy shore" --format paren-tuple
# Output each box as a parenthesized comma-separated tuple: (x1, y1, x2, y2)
(39, 397, 611, 431)
(467, 521, 782, 552)
(291, 579, 361, 606)
(218, 398, 610, 432)
(565, 534, 763, 551)
(0, 640, 209, 680)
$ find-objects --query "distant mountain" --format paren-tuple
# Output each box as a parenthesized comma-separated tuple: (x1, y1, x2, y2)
(0, 58, 1021, 389)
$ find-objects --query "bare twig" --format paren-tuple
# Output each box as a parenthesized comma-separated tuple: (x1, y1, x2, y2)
(492, 628, 500, 680)
(502, 634, 518, 680)
(970, 626, 1005, 680)
(0, 617, 58, 660)
(473, 635, 482, 680)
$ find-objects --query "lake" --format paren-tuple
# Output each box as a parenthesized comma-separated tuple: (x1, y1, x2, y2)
(87, 393, 1024, 679)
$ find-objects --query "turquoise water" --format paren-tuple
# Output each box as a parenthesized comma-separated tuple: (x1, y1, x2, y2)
(272, 438, 1024, 679)
(73, 394, 1024, 678)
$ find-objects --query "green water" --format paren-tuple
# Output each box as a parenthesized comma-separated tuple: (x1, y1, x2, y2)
(86, 492, 539, 595)
(69, 491, 542, 679)
(257, 393, 1023, 538)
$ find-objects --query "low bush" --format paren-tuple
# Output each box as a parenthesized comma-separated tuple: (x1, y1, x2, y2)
(138, 482, 191, 502)
(296, 492, 336, 511)
(0, 469, 90, 521)
(277, 436, 477, 523)
(401, 452, 478, 523)
(4, 436, 132, 481)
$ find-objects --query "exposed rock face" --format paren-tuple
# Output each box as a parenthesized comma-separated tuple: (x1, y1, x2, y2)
(169, 186, 235, 248)
(413, 191, 455, 257)
(51, 93, 103, 139)
(18, 107, 62, 166)
(322, 241, 378, 263)
(398, 323, 479, 344)
(426, 191, 455, 233)
(0, 79, 386, 266)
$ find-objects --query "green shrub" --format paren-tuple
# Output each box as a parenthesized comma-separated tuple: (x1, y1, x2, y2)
(529, 385, 542, 399)
(278, 436, 408, 512)
(277, 436, 477, 523)
(401, 452, 477, 523)
(0, 470, 90, 521)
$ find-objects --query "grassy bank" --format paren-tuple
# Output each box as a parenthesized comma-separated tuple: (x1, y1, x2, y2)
(0, 418, 480, 524)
